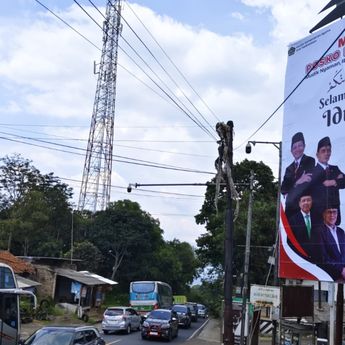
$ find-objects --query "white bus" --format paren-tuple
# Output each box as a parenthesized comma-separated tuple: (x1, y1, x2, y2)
(0, 263, 36, 345)
(129, 281, 173, 316)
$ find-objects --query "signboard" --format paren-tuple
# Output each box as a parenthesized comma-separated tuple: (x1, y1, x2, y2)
(281, 286, 314, 318)
(250, 285, 280, 321)
(250, 285, 280, 307)
(280, 18, 345, 282)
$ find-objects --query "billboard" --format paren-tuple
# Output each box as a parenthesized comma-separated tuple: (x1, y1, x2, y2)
(280, 18, 345, 281)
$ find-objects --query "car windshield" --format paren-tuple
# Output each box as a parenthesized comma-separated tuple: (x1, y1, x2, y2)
(172, 306, 186, 313)
(24, 329, 74, 345)
(197, 304, 205, 310)
(148, 310, 170, 320)
(105, 308, 123, 316)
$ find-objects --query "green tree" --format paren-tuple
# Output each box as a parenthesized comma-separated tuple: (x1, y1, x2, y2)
(64, 240, 103, 272)
(89, 200, 164, 288)
(0, 154, 73, 255)
(195, 159, 277, 285)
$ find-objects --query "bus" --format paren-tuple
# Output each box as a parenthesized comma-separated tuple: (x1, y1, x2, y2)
(129, 281, 173, 316)
(0, 263, 36, 345)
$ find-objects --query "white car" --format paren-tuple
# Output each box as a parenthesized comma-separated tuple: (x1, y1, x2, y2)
(102, 306, 141, 335)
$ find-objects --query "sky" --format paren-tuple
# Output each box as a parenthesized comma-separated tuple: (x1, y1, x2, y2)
(0, 0, 331, 246)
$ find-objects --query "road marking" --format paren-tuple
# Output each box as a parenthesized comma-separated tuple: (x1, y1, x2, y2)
(187, 319, 210, 341)
(106, 340, 121, 344)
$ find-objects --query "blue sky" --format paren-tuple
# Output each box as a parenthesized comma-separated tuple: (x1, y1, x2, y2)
(0, 0, 330, 245)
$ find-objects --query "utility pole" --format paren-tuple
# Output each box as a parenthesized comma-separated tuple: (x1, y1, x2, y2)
(335, 284, 343, 345)
(240, 170, 254, 345)
(216, 121, 235, 345)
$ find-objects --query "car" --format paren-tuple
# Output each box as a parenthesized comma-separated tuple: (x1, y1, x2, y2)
(141, 308, 179, 341)
(186, 302, 198, 321)
(19, 325, 105, 345)
(101, 306, 141, 334)
(171, 304, 192, 328)
(197, 303, 208, 318)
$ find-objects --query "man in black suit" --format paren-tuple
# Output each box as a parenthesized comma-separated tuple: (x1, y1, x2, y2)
(318, 206, 345, 281)
(281, 132, 315, 217)
(309, 136, 345, 225)
(288, 192, 319, 262)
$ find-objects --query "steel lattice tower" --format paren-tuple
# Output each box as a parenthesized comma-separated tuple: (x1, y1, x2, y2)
(78, 0, 122, 212)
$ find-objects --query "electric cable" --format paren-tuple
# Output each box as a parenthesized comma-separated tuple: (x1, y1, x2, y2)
(0, 134, 214, 175)
(236, 26, 345, 149)
(124, 0, 221, 123)
(97, 0, 218, 134)
(72, 0, 216, 140)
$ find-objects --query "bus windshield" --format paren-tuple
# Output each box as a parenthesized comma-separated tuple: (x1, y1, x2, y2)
(0, 267, 16, 289)
(132, 282, 155, 293)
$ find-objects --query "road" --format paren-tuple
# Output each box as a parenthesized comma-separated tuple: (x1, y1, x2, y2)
(99, 318, 208, 345)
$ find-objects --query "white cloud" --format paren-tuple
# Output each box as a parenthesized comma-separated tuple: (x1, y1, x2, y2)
(0, 0, 333, 245)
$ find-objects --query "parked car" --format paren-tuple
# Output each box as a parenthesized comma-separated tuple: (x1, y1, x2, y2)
(171, 304, 192, 328)
(186, 302, 198, 321)
(141, 309, 179, 341)
(101, 306, 141, 334)
(197, 303, 208, 318)
(19, 325, 105, 345)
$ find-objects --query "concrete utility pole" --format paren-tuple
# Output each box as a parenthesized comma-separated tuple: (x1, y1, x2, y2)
(335, 284, 343, 345)
(240, 170, 254, 345)
(216, 121, 235, 345)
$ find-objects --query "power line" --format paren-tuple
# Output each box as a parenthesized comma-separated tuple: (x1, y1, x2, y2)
(32, 0, 206, 124)
(236, 26, 345, 149)
(101, 0, 218, 133)
(124, 0, 220, 123)
(0, 133, 214, 175)
(72, 0, 217, 140)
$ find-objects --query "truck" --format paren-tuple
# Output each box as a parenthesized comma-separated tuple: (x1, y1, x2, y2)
(173, 295, 187, 304)
(0, 263, 37, 345)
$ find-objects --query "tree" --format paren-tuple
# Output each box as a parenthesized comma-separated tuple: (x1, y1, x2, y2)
(64, 241, 103, 272)
(195, 159, 277, 285)
(0, 154, 73, 255)
(89, 200, 164, 288)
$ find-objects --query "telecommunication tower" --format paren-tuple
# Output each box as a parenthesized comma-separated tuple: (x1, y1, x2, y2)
(78, 0, 122, 212)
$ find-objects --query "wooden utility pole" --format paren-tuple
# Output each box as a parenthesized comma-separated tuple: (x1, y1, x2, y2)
(216, 121, 235, 345)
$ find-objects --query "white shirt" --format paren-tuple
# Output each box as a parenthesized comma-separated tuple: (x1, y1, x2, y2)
(327, 225, 340, 252)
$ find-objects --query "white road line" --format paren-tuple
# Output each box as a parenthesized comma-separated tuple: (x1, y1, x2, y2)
(187, 319, 209, 341)
(106, 340, 122, 344)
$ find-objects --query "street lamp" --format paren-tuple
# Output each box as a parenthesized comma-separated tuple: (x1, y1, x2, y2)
(246, 140, 282, 345)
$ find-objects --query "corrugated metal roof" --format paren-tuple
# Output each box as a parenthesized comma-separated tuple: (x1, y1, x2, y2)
(55, 268, 114, 286)
(79, 271, 118, 285)
(16, 275, 41, 289)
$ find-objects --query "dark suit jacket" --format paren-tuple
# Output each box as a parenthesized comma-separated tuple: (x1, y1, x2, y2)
(318, 224, 345, 280)
(309, 163, 345, 225)
(288, 211, 319, 262)
(282, 154, 315, 217)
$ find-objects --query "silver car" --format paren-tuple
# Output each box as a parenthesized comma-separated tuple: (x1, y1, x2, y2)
(102, 307, 141, 335)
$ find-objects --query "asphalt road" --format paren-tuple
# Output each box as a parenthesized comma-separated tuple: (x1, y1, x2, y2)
(99, 318, 209, 345)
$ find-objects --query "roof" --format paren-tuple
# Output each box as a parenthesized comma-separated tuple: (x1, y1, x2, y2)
(55, 268, 117, 286)
(79, 271, 118, 285)
(16, 275, 41, 289)
(0, 251, 34, 274)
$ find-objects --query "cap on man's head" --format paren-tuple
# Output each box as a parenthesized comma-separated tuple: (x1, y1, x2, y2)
(317, 136, 331, 152)
(291, 132, 305, 148)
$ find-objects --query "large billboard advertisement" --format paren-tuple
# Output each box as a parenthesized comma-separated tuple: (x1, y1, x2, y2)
(280, 19, 345, 281)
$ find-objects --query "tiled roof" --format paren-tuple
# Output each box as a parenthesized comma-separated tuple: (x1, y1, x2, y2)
(0, 251, 34, 274)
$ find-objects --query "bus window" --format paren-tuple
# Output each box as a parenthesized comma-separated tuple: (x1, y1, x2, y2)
(0, 294, 18, 330)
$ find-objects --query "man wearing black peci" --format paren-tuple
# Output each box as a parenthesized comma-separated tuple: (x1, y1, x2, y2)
(282, 132, 315, 217)
(309, 136, 345, 225)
